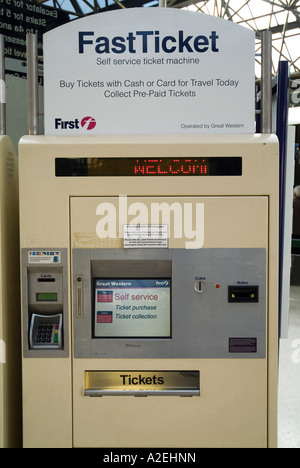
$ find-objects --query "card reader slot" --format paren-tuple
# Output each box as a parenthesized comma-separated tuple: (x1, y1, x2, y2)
(38, 278, 56, 282)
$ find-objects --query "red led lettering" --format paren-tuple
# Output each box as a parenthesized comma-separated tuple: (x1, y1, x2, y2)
(146, 159, 158, 174)
(134, 160, 145, 174)
(170, 159, 180, 174)
(146, 165, 156, 174)
(134, 158, 208, 175)
(158, 159, 168, 174)
(181, 159, 192, 174)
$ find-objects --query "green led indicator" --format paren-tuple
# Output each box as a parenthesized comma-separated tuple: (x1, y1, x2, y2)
(36, 292, 58, 302)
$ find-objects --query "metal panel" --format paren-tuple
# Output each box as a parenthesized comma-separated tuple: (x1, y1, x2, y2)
(73, 247, 267, 359)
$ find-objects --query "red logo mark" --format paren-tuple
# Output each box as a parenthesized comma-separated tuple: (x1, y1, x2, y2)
(81, 116, 96, 130)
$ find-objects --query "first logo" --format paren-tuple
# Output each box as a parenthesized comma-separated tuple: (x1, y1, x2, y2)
(81, 116, 97, 130)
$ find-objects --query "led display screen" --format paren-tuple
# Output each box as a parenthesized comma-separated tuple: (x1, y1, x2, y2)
(36, 292, 58, 302)
(56, 157, 242, 177)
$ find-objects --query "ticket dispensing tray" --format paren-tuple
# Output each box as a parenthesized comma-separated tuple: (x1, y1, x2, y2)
(84, 370, 200, 397)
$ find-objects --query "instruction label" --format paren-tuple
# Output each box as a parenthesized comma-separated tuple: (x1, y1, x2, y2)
(123, 225, 168, 248)
(28, 251, 61, 264)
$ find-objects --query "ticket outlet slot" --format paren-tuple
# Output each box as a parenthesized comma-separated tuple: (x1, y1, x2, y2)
(84, 370, 200, 397)
(21, 249, 69, 358)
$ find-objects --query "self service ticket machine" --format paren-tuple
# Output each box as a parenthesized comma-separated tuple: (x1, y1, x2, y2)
(19, 133, 279, 448)
(0, 135, 21, 448)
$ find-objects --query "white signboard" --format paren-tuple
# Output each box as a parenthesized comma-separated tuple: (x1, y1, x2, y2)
(44, 8, 255, 135)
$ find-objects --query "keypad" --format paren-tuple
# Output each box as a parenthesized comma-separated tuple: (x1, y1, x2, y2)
(35, 324, 59, 344)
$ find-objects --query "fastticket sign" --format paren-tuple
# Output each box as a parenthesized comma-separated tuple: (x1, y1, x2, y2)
(44, 8, 255, 135)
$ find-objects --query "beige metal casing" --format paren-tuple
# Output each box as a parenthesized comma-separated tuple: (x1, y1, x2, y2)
(19, 134, 279, 448)
(0, 135, 21, 448)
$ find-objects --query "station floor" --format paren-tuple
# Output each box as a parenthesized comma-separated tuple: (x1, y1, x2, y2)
(278, 285, 300, 448)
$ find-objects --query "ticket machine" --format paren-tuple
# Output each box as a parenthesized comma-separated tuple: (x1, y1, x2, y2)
(19, 133, 279, 448)
(0, 135, 21, 448)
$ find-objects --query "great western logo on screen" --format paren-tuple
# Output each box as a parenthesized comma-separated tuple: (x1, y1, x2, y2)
(55, 116, 96, 130)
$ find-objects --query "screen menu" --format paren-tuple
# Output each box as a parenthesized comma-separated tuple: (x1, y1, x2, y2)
(93, 278, 171, 338)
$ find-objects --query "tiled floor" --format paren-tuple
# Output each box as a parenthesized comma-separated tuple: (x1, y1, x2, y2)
(278, 285, 300, 448)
